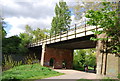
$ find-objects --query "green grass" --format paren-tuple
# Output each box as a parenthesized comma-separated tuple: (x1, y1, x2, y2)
(88, 66, 94, 70)
(2, 64, 64, 81)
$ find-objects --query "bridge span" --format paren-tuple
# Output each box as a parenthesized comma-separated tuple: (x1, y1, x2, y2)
(28, 23, 119, 77)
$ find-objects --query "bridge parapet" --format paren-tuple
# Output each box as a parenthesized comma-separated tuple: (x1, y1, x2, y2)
(28, 22, 102, 47)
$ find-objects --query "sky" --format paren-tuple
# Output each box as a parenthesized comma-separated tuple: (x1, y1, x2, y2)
(1, 0, 79, 37)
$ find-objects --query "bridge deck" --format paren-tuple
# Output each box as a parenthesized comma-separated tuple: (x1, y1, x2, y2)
(29, 25, 102, 47)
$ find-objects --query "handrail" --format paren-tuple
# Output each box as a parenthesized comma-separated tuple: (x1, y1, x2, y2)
(28, 19, 100, 47)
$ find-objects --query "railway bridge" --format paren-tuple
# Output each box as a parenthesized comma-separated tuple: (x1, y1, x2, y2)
(28, 21, 120, 77)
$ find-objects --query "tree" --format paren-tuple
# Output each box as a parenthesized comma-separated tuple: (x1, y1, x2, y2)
(85, 2, 120, 56)
(85, 49, 96, 67)
(2, 36, 21, 54)
(73, 50, 86, 68)
(70, 1, 102, 20)
(18, 25, 33, 54)
(32, 28, 49, 41)
(51, 1, 71, 34)
(0, 17, 7, 38)
(18, 25, 50, 54)
(18, 33, 32, 54)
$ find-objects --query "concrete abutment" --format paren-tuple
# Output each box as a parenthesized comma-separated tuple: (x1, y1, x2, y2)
(96, 34, 120, 77)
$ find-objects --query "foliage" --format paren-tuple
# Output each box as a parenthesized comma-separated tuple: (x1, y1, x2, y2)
(1, 27, 7, 39)
(18, 25, 49, 54)
(1, 18, 23, 55)
(2, 64, 63, 80)
(2, 54, 40, 71)
(19, 33, 32, 54)
(2, 55, 22, 71)
(73, 50, 86, 68)
(85, 49, 96, 67)
(70, 1, 103, 20)
(2, 24, 50, 55)
(32, 28, 49, 42)
(0, 17, 7, 38)
(73, 49, 96, 69)
(51, 1, 71, 34)
(118, 74, 120, 79)
(85, 2, 120, 56)
(2, 36, 21, 54)
(24, 54, 40, 64)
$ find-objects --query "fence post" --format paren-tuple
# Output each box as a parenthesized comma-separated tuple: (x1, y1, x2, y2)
(96, 26, 98, 31)
(67, 30, 68, 40)
(60, 29, 61, 41)
(55, 31, 56, 42)
(46, 35, 47, 44)
(85, 18, 86, 36)
(50, 33, 51, 43)
(75, 24, 76, 38)
(36, 39, 38, 46)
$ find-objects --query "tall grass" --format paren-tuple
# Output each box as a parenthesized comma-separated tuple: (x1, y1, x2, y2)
(24, 54, 40, 64)
(2, 54, 40, 71)
(2, 55, 22, 71)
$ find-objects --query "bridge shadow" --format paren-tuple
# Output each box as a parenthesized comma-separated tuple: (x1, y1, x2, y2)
(49, 66, 96, 74)
(73, 68, 96, 74)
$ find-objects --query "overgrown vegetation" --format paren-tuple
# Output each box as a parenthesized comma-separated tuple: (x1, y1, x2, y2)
(2, 64, 63, 81)
(2, 55, 22, 71)
(2, 54, 40, 71)
(24, 54, 40, 64)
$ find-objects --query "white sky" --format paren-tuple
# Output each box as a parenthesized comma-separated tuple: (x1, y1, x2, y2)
(1, 0, 79, 37)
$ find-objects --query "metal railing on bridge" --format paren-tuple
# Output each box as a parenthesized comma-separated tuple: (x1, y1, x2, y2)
(28, 19, 102, 47)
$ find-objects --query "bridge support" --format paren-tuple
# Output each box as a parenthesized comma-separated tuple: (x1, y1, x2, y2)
(41, 43, 73, 69)
(96, 34, 120, 76)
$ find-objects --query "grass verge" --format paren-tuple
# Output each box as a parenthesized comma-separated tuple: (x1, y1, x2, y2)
(2, 63, 64, 81)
